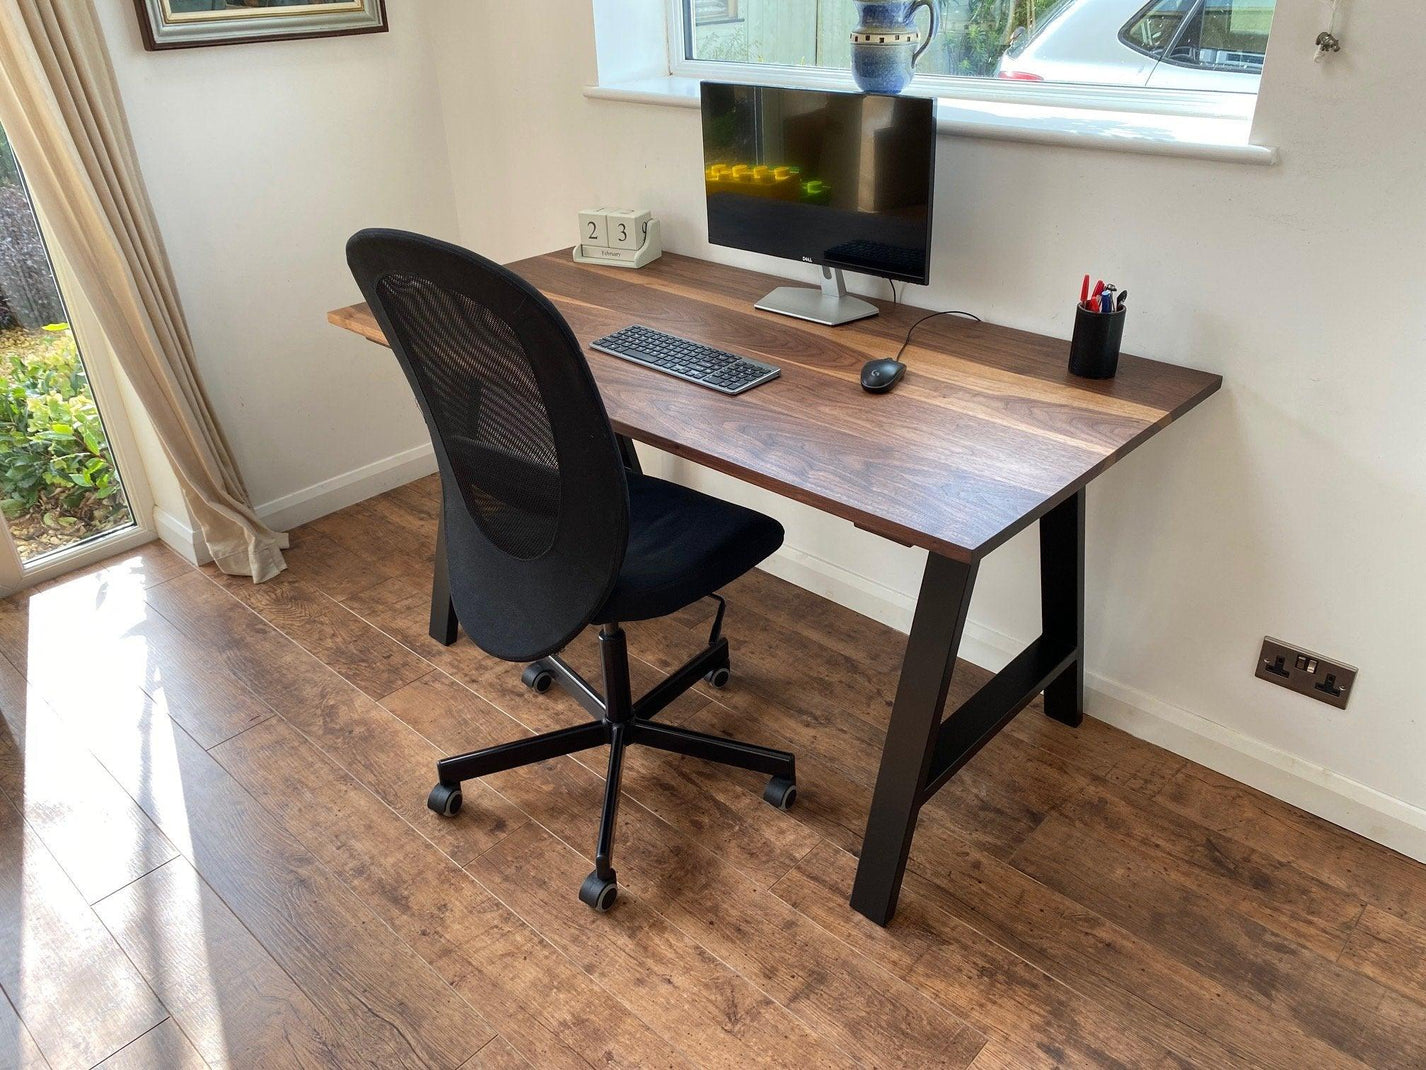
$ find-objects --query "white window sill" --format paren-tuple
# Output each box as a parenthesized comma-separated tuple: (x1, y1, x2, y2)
(583, 75, 1278, 166)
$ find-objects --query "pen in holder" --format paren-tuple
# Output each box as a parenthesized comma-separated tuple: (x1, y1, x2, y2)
(1068, 301, 1125, 379)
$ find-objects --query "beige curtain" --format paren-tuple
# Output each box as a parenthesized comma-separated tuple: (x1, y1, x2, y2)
(0, 0, 287, 580)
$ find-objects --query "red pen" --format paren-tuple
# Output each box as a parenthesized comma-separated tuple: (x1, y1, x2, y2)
(1089, 279, 1105, 310)
(1080, 274, 1090, 307)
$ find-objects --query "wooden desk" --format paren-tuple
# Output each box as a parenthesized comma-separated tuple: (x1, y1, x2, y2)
(329, 249, 1220, 924)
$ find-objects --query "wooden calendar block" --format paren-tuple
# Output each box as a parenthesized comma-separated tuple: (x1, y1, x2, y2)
(574, 217, 662, 269)
(578, 208, 610, 247)
(606, 209, 652, 251)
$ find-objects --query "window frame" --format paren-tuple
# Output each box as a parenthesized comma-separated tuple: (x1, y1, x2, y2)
(0, 207, 155, 594)
(666, 0, 1263, 120)
(0, 128, 155, 594)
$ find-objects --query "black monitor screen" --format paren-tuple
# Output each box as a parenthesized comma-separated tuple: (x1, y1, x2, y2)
(700, 84, 936, 285)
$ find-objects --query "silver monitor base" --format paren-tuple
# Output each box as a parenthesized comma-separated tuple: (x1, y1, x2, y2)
(755, 266, 878, 326)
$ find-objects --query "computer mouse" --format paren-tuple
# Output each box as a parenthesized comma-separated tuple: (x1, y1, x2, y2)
(860, 358, 906, 393)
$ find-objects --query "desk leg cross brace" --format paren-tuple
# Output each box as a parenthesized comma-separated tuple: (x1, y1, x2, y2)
(850, 490, 1086, 925)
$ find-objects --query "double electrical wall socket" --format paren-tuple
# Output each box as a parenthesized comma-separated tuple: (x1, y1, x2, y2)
(1255, 637, 1356, 710)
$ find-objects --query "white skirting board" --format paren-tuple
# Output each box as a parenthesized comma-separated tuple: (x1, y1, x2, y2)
(154, 505, 209, 566)
(255, 443, 437, 533)
(760, 540, 1426, 866)
(151, 442, 438, 566)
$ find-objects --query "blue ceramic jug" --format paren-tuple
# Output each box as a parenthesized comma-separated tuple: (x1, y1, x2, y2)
(851, 0, 940, 94)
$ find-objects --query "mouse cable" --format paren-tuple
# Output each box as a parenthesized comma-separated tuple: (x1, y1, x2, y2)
(894, 309, 981, 363)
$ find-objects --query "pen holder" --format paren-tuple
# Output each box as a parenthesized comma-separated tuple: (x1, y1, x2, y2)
(1068, 303, 1125, 380)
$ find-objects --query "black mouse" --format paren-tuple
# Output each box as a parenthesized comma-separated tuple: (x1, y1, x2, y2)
(860, 358, 906, 393)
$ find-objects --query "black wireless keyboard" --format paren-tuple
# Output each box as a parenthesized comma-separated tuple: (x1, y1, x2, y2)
(591, 325, 780, 396)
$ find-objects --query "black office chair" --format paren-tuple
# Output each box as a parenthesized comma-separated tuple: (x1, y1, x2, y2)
(347, 229, 796, 911)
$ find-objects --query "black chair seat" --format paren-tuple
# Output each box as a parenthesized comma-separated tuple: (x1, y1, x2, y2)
(594, 472, 783, 624)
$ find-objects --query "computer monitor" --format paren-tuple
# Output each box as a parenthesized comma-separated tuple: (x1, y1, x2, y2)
(700, 83, 936, 326)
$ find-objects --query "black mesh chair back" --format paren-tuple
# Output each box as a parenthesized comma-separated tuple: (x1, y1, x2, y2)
(347, 229, 628, 661)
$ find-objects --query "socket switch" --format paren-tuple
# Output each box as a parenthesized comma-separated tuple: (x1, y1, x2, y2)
(1255, 637, 1356, 710)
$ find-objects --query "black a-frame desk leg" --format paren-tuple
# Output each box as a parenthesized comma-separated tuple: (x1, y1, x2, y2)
(429, 505, 459, 646)
(1040, 489, 1085, 726)
(849, 489, 1086, 925)
(850, 552, 978, 925)
(616, 433, 642, 474)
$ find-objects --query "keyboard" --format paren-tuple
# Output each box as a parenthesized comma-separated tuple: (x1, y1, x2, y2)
(591, 325, 780, 396)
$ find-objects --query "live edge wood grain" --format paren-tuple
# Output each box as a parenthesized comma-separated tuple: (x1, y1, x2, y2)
(328, 249, 1220, 561)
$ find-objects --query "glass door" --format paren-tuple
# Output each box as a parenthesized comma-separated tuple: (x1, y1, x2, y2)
(0, 122, 149, 593)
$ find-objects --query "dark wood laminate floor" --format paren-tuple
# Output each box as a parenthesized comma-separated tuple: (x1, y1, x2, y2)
(2, 474, 1424, 1069)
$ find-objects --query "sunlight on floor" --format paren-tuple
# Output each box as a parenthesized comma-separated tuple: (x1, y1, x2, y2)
(9, 551, 231, 1064)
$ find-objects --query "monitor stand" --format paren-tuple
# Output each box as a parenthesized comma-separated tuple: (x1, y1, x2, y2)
(755, 267, 878, 327)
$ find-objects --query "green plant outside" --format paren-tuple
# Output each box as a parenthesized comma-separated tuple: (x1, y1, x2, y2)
(945, 0, 1066, 78)
(0, 322, 129, 545)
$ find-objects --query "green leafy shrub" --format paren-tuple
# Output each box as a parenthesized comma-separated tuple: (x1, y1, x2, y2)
(929, 0, 1067, 78)
(0, 323, 127, 529)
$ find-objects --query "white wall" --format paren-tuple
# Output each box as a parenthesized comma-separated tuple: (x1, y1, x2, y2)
(423, 0, 1426, 853)
(96, 3, 460, 519)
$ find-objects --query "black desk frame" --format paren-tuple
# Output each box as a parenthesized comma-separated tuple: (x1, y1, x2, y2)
(429, 433, 1087, 926)
(849, 488, 1084, 924)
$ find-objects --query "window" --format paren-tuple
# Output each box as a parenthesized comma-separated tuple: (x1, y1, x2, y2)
(0, 123, 138, 573)
(1121, 0, 1198, 58)
(1164, 0, 1275, 74)
(677, 0, 1276, 104)
(695, 0, 740, 24)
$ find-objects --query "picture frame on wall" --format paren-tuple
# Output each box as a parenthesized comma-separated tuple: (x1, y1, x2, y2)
(133, 0, 388, 51)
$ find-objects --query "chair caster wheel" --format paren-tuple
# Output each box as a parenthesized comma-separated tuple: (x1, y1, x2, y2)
(522, 662, 555, 693)
(427, 782, 462, 817)
(764, 776, 797, 810)
(704, 666, 730, 689)
(579, 870, 618, 912)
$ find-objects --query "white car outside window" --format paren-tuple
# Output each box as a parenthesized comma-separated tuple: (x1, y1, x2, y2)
(1139, 0, 1274, 91)
(996, 0, 1274, 94)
